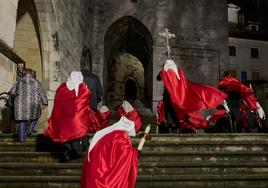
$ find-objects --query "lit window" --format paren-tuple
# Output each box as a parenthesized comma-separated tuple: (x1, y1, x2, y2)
(251, 48, 259, 59)
(249, 24, 259, 31)
(229, 46, 236, 56)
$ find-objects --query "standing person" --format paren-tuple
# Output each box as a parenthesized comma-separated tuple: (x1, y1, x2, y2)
(81, 69, 103, 111)
(7, 68, 48, 142)
(157, 72, 180, 133)
(45, 71, 100, 161)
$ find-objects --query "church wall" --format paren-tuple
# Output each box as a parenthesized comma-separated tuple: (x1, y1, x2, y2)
(0, 0, 19, 47)
(91, 0, 229, 111)
(49, 0, 92, 81)
(0, 0, 19, 133)
(0, 0, 93, 132)
(0, 0, 19, 99)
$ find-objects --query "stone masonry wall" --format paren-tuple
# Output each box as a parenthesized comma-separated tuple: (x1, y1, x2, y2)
(91, 0, 229, 111)
(50, 0, 92, 81)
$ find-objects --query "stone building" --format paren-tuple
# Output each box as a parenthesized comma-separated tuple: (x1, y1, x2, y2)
(0, 0, 231, 132)
(227, 0, 268, 123)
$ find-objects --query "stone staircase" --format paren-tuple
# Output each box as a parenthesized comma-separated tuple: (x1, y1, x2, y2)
(0, 117, 268, 187)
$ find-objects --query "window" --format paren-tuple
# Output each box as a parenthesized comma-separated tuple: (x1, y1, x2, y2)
(131, 0, 137, 2)
(228, 4, 240, 23)
(249, 24, 259, 31)
(251, 48, 259, 59)
(252, 72, 260, 80)
(241, 71, 247, 82)
(229, 46, 236, 56)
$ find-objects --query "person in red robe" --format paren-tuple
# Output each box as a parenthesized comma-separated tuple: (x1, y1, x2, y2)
(117, 100, 143, 133)
(158, 59, 228, 132)
(45, 71, 101, 160)
(81, 101, 141, 188)
(218, 76, 266, 132)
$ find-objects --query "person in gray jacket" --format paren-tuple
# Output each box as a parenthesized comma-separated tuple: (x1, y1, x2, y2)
(81, 69, 103, 111)
(8, 68, 48, 142)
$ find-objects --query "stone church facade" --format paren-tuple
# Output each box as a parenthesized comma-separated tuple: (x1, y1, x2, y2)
(0, 0, 229, 132)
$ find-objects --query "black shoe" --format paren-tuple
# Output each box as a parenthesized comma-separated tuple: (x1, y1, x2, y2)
(62, 151, 70, 162)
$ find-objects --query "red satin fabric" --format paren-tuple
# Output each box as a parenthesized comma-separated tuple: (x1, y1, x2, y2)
(117, 106, 142, 133)
(185, 111, 210, 130)
(81, 130, 138, 188)
(219, 76, 257, 110)
(45, 83, 100, 143)
(95, 110, 111, 129)
(156, 100, 166, 125)
(160, 68, 227, 121)
(209, 109, 228, 124)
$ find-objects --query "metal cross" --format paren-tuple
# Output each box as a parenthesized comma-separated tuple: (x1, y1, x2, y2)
(158, 28, 175, 59)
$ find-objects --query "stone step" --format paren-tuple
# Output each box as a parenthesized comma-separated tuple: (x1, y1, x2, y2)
(1, 162, 268, 176)
(1, 151, 268, 163)
(1, 140, 268, 152)
(0, 133, 268, 142)
(0, 174, 268, 188)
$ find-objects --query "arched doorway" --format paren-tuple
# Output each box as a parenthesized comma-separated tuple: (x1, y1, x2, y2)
(124, 78, 138, 100)
(14, 0, 43, 81)
(104, 16, 153, 110)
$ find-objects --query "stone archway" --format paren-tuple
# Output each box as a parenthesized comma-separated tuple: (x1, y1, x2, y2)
(14, 0, 43, 81)
(104, 16, 153, 111)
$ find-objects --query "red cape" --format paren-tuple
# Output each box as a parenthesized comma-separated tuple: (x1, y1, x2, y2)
(81, 130, 138, 188)
(45, 83, 100, 143)
(95, 110, 111, 129)
(219, 76, 257, 110)
(159, 68, 227, 131)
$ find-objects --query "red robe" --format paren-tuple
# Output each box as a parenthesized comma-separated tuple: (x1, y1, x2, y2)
(156, 100, 166, 125)
(117, 106, 142, 133)
(45, 83, 100, 143)
(219, 76, 257, 110)
(81, 130, 138, 188)
(160, 68, 227, 130)
(95, 110, 111, 129)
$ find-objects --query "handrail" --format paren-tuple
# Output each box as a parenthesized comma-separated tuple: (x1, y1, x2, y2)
(0, 39, 25, 77)
(0, 92, 9, 102)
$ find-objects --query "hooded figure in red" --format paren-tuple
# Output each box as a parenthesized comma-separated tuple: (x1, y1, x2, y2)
(45, 71, 100, 143)
(81, 101, 142, 188)
(45, 71, 104, 160)
(158, 59, 228, 132)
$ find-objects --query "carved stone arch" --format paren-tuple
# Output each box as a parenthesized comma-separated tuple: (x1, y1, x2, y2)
(104, 16, 153, 110)
(14, 0, 43, 81)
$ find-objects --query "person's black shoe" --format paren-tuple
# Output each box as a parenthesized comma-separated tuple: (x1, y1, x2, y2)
(61, 150, 70, 163)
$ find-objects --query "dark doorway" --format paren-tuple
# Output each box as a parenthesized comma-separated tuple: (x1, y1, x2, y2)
(104, 16, 153, 110)
(125, 79, 137, 100)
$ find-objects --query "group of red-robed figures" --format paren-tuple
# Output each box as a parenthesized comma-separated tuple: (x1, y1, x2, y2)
(44, 71, 142, 188)
(156, 59, 266, 133)
(44, 58, 266, 188)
